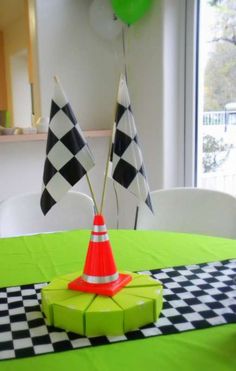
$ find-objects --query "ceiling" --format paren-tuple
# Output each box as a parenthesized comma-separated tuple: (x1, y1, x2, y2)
(0, 0, 24, 31)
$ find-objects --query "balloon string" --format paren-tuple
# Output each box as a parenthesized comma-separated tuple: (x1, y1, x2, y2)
(111, 43, 119, 74)
(122, 25, 128, 82)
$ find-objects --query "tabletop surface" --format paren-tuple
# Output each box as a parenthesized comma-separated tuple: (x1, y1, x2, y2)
(0, 229, 236, 371)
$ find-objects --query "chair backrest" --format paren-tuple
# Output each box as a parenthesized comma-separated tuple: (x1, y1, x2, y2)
(0, 191, 95, 237)
(137, 187, 236, 239)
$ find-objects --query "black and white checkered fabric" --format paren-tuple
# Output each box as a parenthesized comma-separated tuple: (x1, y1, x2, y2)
(0, 259, 235, 360)
(110, 74, 153, 212)
(40, 80, 95, 215)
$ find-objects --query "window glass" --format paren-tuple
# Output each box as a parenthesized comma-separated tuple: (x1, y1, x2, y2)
(197, 0, 236, 195)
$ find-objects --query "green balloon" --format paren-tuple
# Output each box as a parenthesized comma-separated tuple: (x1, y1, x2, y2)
(111, 0, 153, 25)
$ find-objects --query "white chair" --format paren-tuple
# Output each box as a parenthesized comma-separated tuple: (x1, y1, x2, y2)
(0, 191, 95, 237)
(137, 187, 236, 239)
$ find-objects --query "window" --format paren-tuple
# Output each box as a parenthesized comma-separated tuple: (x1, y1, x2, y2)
(196, 0, 236, 195)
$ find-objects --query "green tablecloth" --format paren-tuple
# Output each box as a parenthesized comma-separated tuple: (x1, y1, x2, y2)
(0, 230, 236, 371)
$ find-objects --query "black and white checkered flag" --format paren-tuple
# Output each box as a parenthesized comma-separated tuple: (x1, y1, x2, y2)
(110, 74, 153, 212)
(40, 79, 95, 215)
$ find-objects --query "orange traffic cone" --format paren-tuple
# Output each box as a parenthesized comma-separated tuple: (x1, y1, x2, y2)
(68, 214, 132, 296)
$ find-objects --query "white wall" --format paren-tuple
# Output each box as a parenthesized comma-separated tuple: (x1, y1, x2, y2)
(0, 0, 186, 228)
(36, 0, 123, 131)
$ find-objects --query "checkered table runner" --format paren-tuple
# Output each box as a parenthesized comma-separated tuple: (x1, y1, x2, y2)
(0, 259, 235, 360)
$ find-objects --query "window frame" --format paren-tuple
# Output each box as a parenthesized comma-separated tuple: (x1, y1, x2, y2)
(184, 0, 200, 186)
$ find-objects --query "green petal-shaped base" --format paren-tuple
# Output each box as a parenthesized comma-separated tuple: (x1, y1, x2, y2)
(41, 272, 163, 337)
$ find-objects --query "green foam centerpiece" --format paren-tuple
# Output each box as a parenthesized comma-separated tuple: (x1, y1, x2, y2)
(41, 272, 163, 336)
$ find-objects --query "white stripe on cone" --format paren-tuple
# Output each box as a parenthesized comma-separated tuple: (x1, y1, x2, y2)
(93, 225, 107, 233)
(82, 272, 119, 284)
(91, 234, 109, 242)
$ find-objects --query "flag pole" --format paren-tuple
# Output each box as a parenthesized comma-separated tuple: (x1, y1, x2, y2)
(53, 75, 99, 214)
(134, 206, 139, 230)
(99, 125, 114, 214)
(86, 174, 99, 214)
(100, 26, 128, 215)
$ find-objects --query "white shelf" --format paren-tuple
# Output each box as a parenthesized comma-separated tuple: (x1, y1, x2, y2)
(0, 130, 111, 143)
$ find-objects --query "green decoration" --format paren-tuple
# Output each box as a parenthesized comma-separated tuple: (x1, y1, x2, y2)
(111, 0, 153, 25)
(41, 271, 163, 336)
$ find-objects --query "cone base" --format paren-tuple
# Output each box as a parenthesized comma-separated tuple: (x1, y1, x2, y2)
(68, 273, 132, 296)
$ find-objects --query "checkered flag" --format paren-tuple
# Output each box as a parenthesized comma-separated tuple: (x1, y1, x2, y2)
(40, 78, 95, 215)
(110, 74, 153, 212)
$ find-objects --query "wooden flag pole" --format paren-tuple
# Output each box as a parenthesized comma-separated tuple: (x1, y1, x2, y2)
(86, 174, 99, 214)
(99, 76, 123, 215)
(99, 125, 114, 215)
(100, 26, 128, 215)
